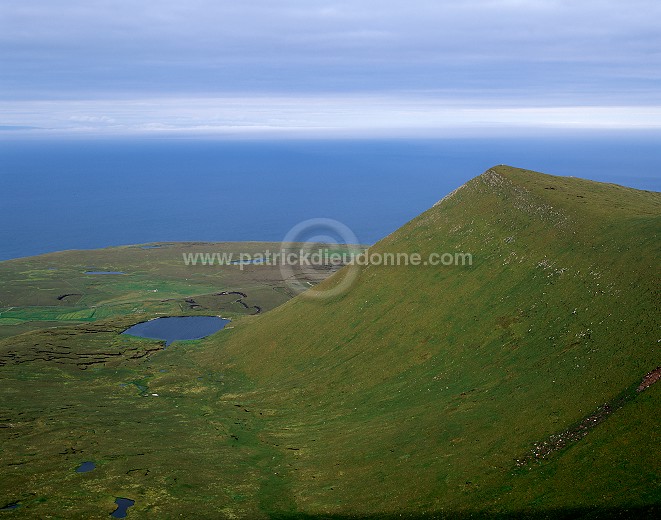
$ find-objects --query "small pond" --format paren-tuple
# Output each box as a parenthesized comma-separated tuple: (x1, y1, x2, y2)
(84, 271, 126, 275)
(110, 498, 135, 518)
(75, 461, 96, 473)
(122, 316, 230, 346)
(230, 258, 265, 265)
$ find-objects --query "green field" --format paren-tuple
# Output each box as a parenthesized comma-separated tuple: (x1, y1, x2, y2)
(0, 167, 659, 518)
(0, 242, 357, 340)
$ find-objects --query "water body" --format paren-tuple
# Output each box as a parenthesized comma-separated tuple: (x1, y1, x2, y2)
(84, 271, 126, 275)
(75, 461, 96, 473)
(1, 135, 659, 261)
(230, 258, 266, 265)
(122, 316, 230, 346)
(110, 498, 135, 519)
(0, 502, 19, 511)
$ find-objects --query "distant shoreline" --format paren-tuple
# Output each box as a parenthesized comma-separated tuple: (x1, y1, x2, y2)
(0, 240, 370, 264)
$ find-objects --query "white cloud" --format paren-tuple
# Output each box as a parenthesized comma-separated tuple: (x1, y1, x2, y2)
(68, 115, 116, 123)
(1, 0, 659, 135)
(2, 96, 660, 137)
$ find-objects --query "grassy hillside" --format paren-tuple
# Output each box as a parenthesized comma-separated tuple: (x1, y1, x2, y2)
(0, 166, 658, 518)
(193, 166, 660, 516)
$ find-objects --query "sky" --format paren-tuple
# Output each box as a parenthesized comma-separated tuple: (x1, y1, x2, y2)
(1, 0, 660, 137)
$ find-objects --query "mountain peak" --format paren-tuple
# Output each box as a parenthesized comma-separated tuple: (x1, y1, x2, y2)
(196, 165, 659, 514)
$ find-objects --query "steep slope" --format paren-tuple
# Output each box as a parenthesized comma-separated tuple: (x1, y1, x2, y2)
(195, 166, 660, 516)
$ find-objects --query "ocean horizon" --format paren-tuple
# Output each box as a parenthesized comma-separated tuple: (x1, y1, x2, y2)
(1, 134, 660, 262)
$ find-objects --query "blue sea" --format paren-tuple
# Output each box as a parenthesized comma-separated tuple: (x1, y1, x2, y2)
(1, 134, 659, 261)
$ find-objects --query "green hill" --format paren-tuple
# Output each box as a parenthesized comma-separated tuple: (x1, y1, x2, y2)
(0, 166, 658, 518)
(193, 166, 660, 517)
